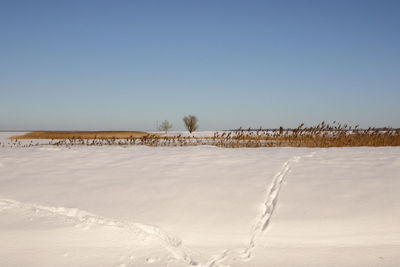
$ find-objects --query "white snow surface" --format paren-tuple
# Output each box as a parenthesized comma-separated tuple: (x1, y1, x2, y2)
(0, 132, 399, 267)
(151, 131, 218, 138)
(0, 132, 27, 140)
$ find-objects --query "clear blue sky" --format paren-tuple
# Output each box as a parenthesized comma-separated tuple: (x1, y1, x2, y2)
(1, 0, 399, 131)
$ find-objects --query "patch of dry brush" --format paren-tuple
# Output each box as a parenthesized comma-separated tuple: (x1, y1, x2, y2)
(213, 122, 400, 147)
(5, 122, 400, 148)
(12, 131, 150, 140)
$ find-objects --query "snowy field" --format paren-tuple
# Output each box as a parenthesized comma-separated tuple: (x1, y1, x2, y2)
(151, 131, 218, 138)
(0, 132, 399, 267)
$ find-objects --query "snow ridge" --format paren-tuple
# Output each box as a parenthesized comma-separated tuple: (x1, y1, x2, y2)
(0, 198, 198, 266)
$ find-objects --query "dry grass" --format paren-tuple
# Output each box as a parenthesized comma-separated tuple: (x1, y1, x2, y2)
(12, 131, 151, 140)
(213, 122, 400, 147)
(5, 122, 400, 148)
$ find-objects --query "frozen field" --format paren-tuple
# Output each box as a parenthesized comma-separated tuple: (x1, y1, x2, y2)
(0, 133, 399, 267)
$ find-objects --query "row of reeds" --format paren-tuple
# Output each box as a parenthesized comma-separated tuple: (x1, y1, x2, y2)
(2, 122, 400, 148)
(213, 122, 400, 147)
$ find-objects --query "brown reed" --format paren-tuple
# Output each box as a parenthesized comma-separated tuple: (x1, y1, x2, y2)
(7, 122, 400, 148)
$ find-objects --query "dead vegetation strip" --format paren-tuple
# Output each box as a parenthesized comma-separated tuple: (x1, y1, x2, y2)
(12, 131, 151, 140)
(5, 122, 400, 147)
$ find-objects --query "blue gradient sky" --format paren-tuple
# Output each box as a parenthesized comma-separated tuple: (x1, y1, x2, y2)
(1, 0, 399, 130)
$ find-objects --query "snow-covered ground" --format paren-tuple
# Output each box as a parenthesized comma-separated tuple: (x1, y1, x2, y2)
(0, 132, 28, 140)
(0, 132, 399, 267)
(151, 131, 218, 138)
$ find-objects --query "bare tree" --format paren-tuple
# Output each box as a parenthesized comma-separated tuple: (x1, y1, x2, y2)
(158, 120, 173, 134)
(183, 115, 199, 133)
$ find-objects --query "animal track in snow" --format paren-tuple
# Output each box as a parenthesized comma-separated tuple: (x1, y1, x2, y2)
(240, 152, 315, 261)
(0, 198, 197, 266)
(206, 152, 316, 266)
